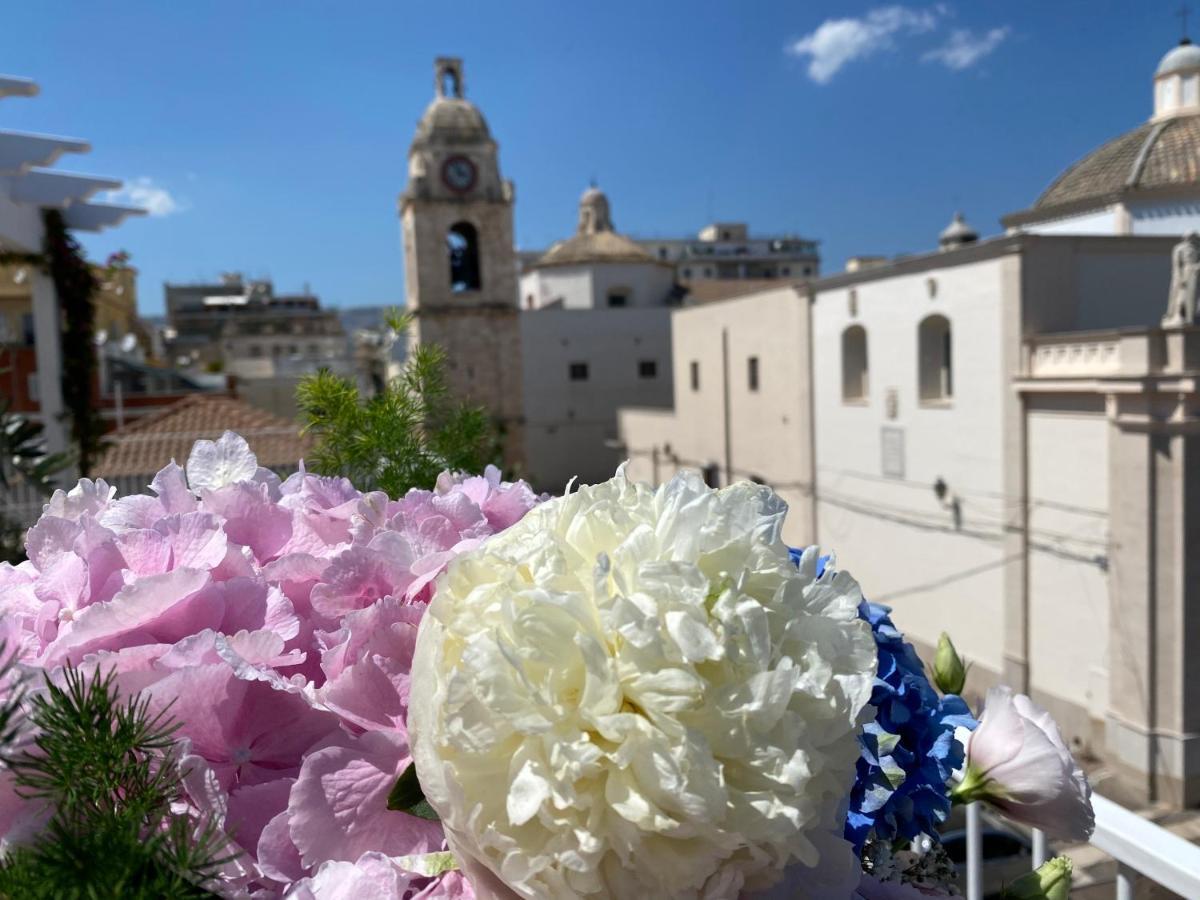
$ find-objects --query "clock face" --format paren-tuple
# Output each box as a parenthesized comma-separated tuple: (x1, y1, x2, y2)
(441, 155, 477, 193)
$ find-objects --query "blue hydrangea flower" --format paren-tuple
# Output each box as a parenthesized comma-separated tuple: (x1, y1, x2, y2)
(788, 548, 977, 850)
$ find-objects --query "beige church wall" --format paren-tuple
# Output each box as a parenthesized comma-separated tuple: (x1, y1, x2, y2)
(1025, 397, 1111, 756)
(811, 256, 1014, 677)
(1019, 236, 1174, 334)
(618, 285, 814, 546)
(521, 307, 672, 492)
(618, 408, 681, 486)
(521, 262, 675, 311)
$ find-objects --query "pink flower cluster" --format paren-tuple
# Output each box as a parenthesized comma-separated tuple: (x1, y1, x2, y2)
(0, 432, 542, 898)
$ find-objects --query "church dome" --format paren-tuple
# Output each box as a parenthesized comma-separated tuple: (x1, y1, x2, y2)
(415, 96, 491, 143)
(1003, 41, 1200, 228)
(1157, 39, 1200, 77)
(1031, 116, 1200, 213)
(938, 211, 978, 250)
(532, 185, 665, 269)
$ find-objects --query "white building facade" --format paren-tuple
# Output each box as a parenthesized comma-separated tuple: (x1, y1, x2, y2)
(518, 188, 675, 490)
(621, 224, 1200, 807)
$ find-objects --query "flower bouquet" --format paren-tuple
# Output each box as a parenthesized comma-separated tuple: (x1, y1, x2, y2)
(0, 433, 1092, 898)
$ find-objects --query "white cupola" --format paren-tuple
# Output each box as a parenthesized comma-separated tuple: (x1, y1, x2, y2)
(1154, 39, 1200, 119)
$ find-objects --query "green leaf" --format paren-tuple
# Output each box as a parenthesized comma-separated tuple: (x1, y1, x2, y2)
(387, 762, 440, 820)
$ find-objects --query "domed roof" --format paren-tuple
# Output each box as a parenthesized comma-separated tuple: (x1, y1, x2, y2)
(532, 185, 664, 269)
(415, 96, 491, 143)
(938, 211, 978, 249)
(1029, 115, 1200, 213)
(1157, 40, 1200, 77)
(535, 231, 658, 268)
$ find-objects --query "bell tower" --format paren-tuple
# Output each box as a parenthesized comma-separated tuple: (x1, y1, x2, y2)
(400, 57, 523, 466)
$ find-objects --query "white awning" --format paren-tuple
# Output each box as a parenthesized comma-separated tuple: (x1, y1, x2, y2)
(0, 130, 90, 175)
(0, 75, 38, 100)
(0, 74, 146, 250)
(9, 169, 122, 207)
(62, 202, 146, 232)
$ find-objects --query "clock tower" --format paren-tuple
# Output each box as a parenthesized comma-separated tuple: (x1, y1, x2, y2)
(400, 57, 523, 466)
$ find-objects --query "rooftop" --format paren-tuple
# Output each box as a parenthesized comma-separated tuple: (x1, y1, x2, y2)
(93, 393, 311, 477)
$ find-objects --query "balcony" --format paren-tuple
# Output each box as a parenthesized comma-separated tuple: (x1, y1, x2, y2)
(1018, 326, 1200, 387)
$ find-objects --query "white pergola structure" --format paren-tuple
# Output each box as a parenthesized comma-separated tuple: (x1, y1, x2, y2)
(0, 74, 146, 458)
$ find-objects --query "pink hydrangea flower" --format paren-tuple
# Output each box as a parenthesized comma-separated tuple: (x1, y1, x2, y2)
(0, 431, 541, 898)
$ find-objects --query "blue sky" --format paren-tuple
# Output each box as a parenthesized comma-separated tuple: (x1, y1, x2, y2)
(0, 1, 1180, 314)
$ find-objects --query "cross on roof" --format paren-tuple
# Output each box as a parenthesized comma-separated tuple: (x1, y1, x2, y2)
(1180, 3, 1192, 42)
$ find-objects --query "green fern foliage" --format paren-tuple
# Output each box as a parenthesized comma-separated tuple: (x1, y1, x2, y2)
(296, 311, 496, 496)
(0, 662, 232, 899)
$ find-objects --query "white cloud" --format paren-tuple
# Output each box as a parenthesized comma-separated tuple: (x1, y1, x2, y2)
(922, 26, 1010, 70)
(785, 6, 942, 84)
(101, 177, 184, 217)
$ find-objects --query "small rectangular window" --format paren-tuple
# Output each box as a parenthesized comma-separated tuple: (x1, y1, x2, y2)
(607, 292, 628, 308)
(21, 314, 35, 346)
(748, 356, 760, 392)
(689, 361, 700, 391)
(638, 360, 657, 379)
(569, 362, 589, 381)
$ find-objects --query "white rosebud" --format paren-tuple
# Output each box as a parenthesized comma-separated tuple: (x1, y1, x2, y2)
(952, 686, 1093, 840)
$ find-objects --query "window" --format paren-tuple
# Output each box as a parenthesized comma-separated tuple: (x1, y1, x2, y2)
(638, 360, 657, 379)
(682, 267, 692, 279)
(607, 291, 628, 308)
(21, 313, 34, 346)
(747, 356, 760, 392)
(447, 221, 481, 292)
(918, 314, 953, 402)
(569, 362, 589, 381)
(841, 325, 868, 402)
(781, 267, 790, 276)
(701, 462, 721, 488)
(689, 360, 700, 391)
(657, 248, 668, 260)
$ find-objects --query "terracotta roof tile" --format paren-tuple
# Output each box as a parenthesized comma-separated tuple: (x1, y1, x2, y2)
(95, 394, 312, 478)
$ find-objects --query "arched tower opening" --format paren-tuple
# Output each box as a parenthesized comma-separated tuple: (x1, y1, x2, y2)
(447, 221, 482, 292)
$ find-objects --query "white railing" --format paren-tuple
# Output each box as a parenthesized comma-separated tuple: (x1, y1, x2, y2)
(964, 794, 1200, 900)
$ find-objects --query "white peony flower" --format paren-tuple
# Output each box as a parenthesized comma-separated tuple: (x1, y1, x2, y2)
(409, 468, 877, 899)
(952, 686, 1093, 840)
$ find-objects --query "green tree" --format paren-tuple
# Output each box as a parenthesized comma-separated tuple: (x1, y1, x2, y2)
(296, 312, 496, 496)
